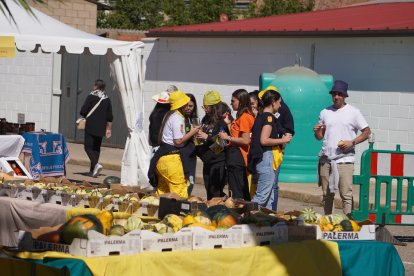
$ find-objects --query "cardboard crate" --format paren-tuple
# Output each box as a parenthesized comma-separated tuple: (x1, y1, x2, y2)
(192, 225, 243, 250)
(140, 228, 193, 252)
(241, 222, 288, 247)
(18, 228, 141, 257)
(0, 157, 32, 179)
(311, 224, 376, 241)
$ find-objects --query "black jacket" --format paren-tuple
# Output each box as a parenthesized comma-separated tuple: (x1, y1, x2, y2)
(149, 110, 168, 147)
(80, 94, 113, 137)
(198, 119, 230, 165)
(275, 99, 295, 137)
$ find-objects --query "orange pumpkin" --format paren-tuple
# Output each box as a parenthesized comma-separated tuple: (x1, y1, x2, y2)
(212, 210, 240, 228)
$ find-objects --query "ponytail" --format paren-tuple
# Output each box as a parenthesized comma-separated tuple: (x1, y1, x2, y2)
(258, 90, 280, 111)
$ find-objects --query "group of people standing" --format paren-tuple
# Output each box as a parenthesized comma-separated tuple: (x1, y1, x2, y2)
(79, 78, 371, 217)
(147, 85, 294, 211)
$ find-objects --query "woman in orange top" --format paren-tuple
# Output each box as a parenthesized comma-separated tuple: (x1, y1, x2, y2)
(218, 89, 255, 200)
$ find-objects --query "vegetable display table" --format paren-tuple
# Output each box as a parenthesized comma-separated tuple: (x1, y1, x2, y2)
(0, 240, 404, 276)
(20, 132, 70, 180)
(0, 197, 69, 246)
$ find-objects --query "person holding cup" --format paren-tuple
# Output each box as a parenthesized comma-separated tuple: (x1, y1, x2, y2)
(147, 91, 200, 198)
(196, 91, 232, 200)
(247, 89, 292, 208)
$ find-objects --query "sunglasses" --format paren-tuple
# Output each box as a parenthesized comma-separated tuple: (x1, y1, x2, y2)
(202, 106, 211, 110)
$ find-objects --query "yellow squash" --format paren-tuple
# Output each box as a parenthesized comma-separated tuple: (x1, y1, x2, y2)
(96, 207, 114, 235)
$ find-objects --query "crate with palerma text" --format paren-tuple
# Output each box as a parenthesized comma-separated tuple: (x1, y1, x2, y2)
(140, 228, 193, 252)
(18, 228, 141, 257)
(192, 225, 242, 250)
(241, 222, 288, 247)
(309, 224, 376, 241)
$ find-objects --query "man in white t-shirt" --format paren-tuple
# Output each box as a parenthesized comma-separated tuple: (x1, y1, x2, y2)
(313, 80, 371, 216)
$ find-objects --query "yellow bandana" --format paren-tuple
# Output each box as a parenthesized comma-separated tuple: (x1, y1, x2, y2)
(259, 86, 279, 100)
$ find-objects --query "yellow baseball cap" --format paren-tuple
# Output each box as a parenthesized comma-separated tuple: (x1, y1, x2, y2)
(258, 86, 279, 100)
(169, 90, 191, 110)
(203, 91, 222, 106)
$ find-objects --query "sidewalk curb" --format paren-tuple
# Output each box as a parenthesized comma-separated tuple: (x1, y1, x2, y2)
(279, 189, 346, 210)
(67, 159, 122, 172)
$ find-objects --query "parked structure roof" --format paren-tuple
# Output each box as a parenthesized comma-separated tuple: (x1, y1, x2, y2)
(148, 2, 414, 37)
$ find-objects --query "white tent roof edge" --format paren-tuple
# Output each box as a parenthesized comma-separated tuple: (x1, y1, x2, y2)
(0, 0, 145, 56)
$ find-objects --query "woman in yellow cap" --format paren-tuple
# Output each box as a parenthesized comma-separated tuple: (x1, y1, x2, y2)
(218, 89, 255, 201)
(147, 91, 200, 198)
(196, 91, 232, 200)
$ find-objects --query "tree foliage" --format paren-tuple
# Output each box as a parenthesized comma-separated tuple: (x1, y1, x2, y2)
(97, 0, 165, 30)
(98, 0, 236, 30)
(243, 0, 315, 19)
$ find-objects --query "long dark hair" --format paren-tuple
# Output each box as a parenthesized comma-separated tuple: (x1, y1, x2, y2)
(202, 102, 231, 130)
(158, 104, 188, 145)
(258, 90, 281, 111)
(233, 89, 253, 119)
(186, 93, 198, 119)
(149, 102, 171, 123)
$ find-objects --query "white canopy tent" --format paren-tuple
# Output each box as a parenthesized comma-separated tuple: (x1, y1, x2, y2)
(0, 0, 151, 188)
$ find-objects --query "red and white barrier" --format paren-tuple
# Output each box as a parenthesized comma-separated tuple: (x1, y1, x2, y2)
(370, 152, 414, 177)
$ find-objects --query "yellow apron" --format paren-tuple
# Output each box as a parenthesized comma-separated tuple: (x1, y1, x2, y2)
(155, 154, 189, 198)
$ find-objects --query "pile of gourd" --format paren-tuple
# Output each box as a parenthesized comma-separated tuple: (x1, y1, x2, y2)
(300, 208, 360, 232)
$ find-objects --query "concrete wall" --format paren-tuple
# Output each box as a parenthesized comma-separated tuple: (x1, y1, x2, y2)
(0, 48, 53, 131)
(27, 0, 97, 35)
(142, 36, 414, 174)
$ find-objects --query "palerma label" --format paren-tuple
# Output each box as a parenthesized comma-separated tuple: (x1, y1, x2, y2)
(0, 36, 15, 58)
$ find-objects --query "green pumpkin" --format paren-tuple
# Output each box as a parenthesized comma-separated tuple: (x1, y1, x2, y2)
(212, 209, 239, 228)
(103, 176, 121, 189)
(63, 215, 103, 244)
(190, 210, 212, 226)
(103, 191, 114, 197)
(206, 205, 232, 218)
(109, 225, 125, 236)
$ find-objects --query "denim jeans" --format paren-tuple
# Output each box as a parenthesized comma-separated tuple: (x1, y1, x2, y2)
(251, 151, 275, 208)
(271, 166, 281, 211)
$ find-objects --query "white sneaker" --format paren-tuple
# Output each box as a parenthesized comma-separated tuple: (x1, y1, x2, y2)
(92, 163, 103, 178)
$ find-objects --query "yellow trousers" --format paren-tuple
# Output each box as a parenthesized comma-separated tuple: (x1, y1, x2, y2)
(155, 154, 189, 198)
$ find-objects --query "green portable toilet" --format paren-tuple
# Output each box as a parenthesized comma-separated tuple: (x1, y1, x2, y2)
(260, 65, 333, 183)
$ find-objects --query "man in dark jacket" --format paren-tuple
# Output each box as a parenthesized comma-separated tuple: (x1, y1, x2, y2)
(80, 79, 113, 177)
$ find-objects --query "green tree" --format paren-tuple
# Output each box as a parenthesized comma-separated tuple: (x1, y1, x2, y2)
(243, 0, 314, 19)
(98, 0, 164, 30)
(98, 0, 237, 30)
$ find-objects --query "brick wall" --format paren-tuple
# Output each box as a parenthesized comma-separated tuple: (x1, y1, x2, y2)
(27, 0, 97, 35)
(0, 49, 53, 131)
(142, 36, 414, 175)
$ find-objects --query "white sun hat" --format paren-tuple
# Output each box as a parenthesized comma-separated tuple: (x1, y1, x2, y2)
(152, 91, 170, 103)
